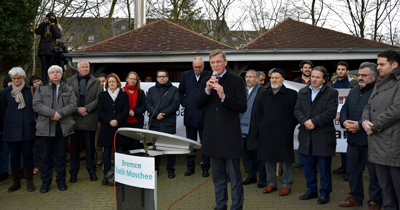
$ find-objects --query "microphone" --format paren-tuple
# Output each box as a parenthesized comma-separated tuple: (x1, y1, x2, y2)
(212, 71, 219, 83)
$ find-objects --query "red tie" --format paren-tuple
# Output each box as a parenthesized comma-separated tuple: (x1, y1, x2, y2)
(216, 76, 221, 83)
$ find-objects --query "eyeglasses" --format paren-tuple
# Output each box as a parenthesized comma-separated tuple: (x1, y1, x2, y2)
(245, 76, 256, 78)
(157, 75, 168, 78)
(356, 74, 371, 77)
(193, 66, 203, 69)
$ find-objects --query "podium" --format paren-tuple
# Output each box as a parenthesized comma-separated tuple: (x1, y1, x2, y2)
(115, 128, 202, 210)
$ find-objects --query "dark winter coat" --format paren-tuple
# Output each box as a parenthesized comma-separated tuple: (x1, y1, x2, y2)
(250, 85, 298, 163)
(120, 89, 146, 129)
(33, 81, 77, 137)
(244, 86, 265, 150)
(328, 75, 358, 89)
(1, 83, 36, 142)
(97, 90, 130, 147)
(294, 85, 338, 156)
(195, 71, 247, 159)
(361, 67, 400, 167)
(339, 82, 375, 146)
(179, 70, 211, 128)
(67, 74, 102, 131)
(35, 22, 62, 56)
(145, 80, 180, 134)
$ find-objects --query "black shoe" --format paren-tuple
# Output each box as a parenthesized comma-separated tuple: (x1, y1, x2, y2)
(332, 166, 344, 174)
(202, 170, 210, 177)
(317, 194, 330, 204)
(168, 171, 175, 179)
(90, 174, 98, 181)
(299, 191, 318, 200)
(58, 182, 67, 191)
(69, 174, 77, 182)
(40, 183, 50, 193)
(102, 177, 108, 185)
(293, 163, 303, 170)
(257, 179, 266, 188)
(242, 176, 257, 185)
(343, 174, 349, 181)
(184, 169, 195, 176)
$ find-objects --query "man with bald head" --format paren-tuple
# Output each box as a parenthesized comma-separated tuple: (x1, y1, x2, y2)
(179, 57, 211, 177)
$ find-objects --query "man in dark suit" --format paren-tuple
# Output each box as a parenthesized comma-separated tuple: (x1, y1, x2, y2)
(195, 49, 247, 210)
(294, 66, 338, 204)
(179, 57, 211, 177)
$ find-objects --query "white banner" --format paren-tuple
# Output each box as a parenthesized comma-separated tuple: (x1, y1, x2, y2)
(284, 81, 350, 153)
(114, 153, 155, 189)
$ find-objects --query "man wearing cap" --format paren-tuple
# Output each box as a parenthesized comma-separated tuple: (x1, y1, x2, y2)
(249, 68, 297, 196)
(33, 65, 77, 193)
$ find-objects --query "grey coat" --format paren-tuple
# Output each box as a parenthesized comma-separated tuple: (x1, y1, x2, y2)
(66, 74, 102, 131)
(361, 68, 400, 167)
(294, 85, 338, 156)
(33, 81, 77, 137)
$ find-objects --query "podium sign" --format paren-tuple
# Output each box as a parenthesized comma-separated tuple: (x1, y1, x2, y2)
(115, 153, 156, 189)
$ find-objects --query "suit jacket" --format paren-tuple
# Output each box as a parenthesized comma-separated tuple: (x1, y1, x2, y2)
(294, 85, 338, 156)
(195, 70, 247, 159)
(97, 90, 130, 147)
(179, 70, 211, 128)
(67, 74, 102, 131)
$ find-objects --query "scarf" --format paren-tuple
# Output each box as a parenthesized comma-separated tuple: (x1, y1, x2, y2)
(240, 83, 260, 138)
(124, 84, 139, 123)
(376, 67, 400, 89)
(11, 81, 26, 109)
(108, 88, 120, 102)
(77, 72, 90, 106)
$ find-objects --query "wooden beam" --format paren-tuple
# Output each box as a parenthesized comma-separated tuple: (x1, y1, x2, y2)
(92, 64, 109, 76)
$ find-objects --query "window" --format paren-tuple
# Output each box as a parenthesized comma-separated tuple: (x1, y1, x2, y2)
(121, 25, 126, 30)
(88, 36, 94, 42)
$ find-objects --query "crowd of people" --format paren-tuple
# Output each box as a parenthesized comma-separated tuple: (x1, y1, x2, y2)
(0, 49, 400, 210)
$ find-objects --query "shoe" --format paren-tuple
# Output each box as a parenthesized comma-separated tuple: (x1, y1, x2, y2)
(40, 183, 50, 193)
(202, 170, 210, 177)
(102, 177, 109, 185)
(90, 174, 98, 181)
(33, 168, 39, 174)
(317, 194, 330, 204)
(339, 195, 362, 207)
(168, 171, 175, 179)
(184, 169, 195, 176)
(242, 176, 257, 185)
(96, 161, 102, 168)
(293, 163, 303, 170)
(257, 179, 266, 188)
(25, 167, 35, 192)
(69, 174, 77, 182)
(343, 174, 349, 181)
(333, 166, 345, 174)
(263, 185, 277, 193)
(8, 170, 21, 193)
(299, 191, 318, 200)
(368, 202, 381, 210)
(279, 187, 291, 196)
(58, 182, 67, 191)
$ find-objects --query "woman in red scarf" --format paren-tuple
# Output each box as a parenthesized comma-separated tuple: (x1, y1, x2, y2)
(120, 71, 146, 150)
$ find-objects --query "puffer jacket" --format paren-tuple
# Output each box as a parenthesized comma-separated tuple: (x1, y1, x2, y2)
(361, 67, 400, 167)
(33, 81, 77, 137)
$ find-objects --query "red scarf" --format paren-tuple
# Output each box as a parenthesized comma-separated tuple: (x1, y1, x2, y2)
(124, 84, 139, 123)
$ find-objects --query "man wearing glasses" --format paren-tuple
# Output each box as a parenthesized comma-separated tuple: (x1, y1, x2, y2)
(179, 57, 211, 177)
(145, 69, 180, 179)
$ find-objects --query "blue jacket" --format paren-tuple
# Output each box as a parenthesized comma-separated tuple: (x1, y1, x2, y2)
(179, 70, 211, 128)
(340, 82, 375, 146)
(1, 83, 36, 142)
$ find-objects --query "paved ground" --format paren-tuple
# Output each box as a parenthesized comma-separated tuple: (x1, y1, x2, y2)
(0, 153, 372, 210)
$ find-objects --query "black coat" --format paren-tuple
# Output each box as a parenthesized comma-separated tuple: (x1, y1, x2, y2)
(195, 71, 247, 159)
(1, 84, 36, 142)
(250, 85, 298, 163)
(245, 86, 265, 150)
(179, 70, 211, 128)
(121, 89, 146, 129)
(145, 81, 180, 134)
(34, 22, 62, 56)
(339, 82, 375, 146)
(97, 90, 130, 147)
(294, 85, 338, 156)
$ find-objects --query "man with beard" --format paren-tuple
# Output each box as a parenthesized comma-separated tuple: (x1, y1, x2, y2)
(257, 71, 266, 87)
(292, 60, 314, 171)
(329, 61, 358, 181)
(361, 50, 400, 210)
(241, 70, 266, 188)
(145, 69, 180, 178)
(250, 68, 297, 196)
(338, 62, 382, 209)
(294, 66, 338, 204)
